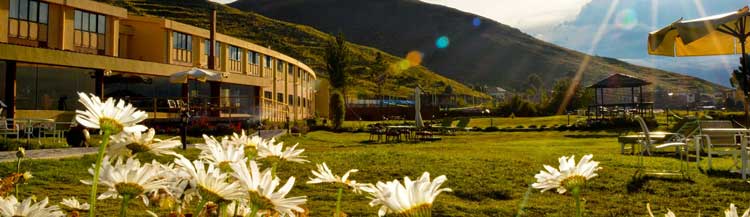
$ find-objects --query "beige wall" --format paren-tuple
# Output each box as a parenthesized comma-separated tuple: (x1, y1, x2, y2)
(0, 0, 8, 43)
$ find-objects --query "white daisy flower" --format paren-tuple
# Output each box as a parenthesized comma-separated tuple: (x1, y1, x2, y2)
(230, 161, 307, 216)
(59, 197, 89, 211)
(532, 154, 601, 194)
(307, 162, 359, 189)
(226, 130, 265, 148)
(0, 195, 65, 217)
(256, 139, 308, 164)
(81, 156, 169, 206)
(362, 172, 452, 217)
(174, 155, 245, 203)
(108, 128, 181, 157)
(197, 135, 247, 169)
(727, 203, 750, 217)
(75, 92, 147, 134)
(647, 203, 676, 217)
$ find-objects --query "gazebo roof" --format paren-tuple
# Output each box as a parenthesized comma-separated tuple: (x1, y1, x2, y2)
(588, 73, 652, 88)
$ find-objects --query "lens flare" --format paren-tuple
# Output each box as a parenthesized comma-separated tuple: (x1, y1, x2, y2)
(472, 17, 481, 27)
(406, 51, 423, 66)
(615, 9, 638, 30)
(436, 36, 450, 49)
(397, 60, 411, 71)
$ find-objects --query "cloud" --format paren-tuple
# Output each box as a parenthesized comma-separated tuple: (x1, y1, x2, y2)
(208, 0, 236, 4)
(421, 0, 593, 29)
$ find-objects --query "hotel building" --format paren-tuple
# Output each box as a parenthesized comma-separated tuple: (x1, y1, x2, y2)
(0, 0, 316, 124)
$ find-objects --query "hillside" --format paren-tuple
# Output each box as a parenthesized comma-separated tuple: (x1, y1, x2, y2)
(96, 0, 488, 99)
(230, 0, 727, 93)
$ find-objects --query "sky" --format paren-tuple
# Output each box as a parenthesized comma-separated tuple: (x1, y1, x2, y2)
(210, 0, 749, 87)
(421, 0, 750, 87)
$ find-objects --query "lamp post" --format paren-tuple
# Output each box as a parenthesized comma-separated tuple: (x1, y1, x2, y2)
(667, 92, 674, 125)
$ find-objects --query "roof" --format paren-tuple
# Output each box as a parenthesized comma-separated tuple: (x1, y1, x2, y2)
(588, 73, 652, 88)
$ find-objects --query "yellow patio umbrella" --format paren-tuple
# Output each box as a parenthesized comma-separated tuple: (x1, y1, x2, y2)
(648, 6, 750, 127)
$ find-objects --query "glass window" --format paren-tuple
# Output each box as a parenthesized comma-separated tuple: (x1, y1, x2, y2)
(16, 64, 95, 111)
(277, 93, 284, 102)
(97, 15, 106, 34)
(215, 42, 221, 57)
(229, 46, 241, 61)
(81, 12, 89, 31)
(29, 1, 37, 22)
(265, 56, 272, 68)
(187, 36, 192, 50)
(277, 61, 284, 71)
(288, 95, 294, 105)
(38, 3, 47, 24)
(9, 0, 18, 18)
(19, 0, 28, 20)
(204, 39, 210, 55)
(74, 10, 82, 29)
(264, 91, 272, 99)
(88, 13, 96, 32)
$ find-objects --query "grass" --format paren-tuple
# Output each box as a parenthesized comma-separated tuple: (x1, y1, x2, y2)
(2, 130, 750, 216)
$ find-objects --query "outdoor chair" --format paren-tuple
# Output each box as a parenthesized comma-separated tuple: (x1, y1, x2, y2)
(0, 118, 20, 142)
(694, 120, 748, 171)
(385, 128, 401, 143)
(635, 116, 689, 177)
(368, 124, 386, 142)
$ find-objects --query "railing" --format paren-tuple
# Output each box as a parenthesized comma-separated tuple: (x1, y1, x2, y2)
(261, 98, 289, 122)
(121, 96, 261, 120)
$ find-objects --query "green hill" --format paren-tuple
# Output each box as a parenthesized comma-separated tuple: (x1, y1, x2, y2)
(230, 0, 727, 93)
(96, 0, 489, 99)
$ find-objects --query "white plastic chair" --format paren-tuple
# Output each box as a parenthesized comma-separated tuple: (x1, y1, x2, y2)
(635, 116, 689, 177)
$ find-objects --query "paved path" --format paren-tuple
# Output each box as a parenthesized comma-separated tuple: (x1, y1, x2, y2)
(0, 129, 287, 162)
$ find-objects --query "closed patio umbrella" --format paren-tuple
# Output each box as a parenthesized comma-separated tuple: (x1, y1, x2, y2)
(648, 6, 750, 127)
(415, 86, 423, 128)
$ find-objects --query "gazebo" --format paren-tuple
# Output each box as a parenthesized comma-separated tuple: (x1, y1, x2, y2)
(587, 73, 654, 121)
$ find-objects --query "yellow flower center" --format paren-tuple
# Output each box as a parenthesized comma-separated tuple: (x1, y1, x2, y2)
(99, 118, 124, 134)
(115, 182, 145, 198)
(199, 186, 228, 203)
(392, 203, 432, 217)
(126, 142, 151, 154)
(561, 175, 587, 191)
(248, 191, 275, 211)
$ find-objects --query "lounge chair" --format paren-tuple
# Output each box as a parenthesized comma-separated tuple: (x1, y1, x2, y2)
(694, 120, 748, 171)
(455, 117, 472, 132)
(635, 116, 688, 177)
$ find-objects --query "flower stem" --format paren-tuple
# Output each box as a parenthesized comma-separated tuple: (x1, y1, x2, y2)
(249, 204, 259, 217)
(335, 187, 343, 217)
(572, 186, 582, 217)
(271, 161, 279, 178)
(89, 129, 111, 217)
(219, 202, 228, 217)
(119, 194, 131, 217)
(14, 156, 21, 198)
(193, 197, 208, 217)
(233, 201, 239, 217)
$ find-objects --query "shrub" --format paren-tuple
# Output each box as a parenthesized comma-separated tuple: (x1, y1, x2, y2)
(483, 126, 500, 132)
(515, 125, 524, 129)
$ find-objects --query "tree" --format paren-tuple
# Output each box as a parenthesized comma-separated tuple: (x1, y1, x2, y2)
(325, 32, 350, 125)
(372, 52, 389, 106)
(526, 74, 543, 103)
(330, 91, 345, 129)
(732, 54, 750, 127)
(326, 32, 350, 90)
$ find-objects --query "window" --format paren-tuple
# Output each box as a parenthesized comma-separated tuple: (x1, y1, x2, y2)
(288, 65, 294, 77)
(276, 61, 284, 72)
(16, 64, 95, 111)
(296, 96, 301, 106)
(264, 91, 272, 99)
(74, 10, 106, 53)
(276, 93, 284, 102)
(203, 40, 221, 68)
(288, 95, 294, 105)
(172, 31, 192, 63)
(229, 45, 241, 61)
(247, 51, 259, 65)
(8, 0, 49, 43)
(265, 56, 272, 68)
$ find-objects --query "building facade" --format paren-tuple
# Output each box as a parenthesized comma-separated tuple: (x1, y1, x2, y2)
(0, 0, 316, 123)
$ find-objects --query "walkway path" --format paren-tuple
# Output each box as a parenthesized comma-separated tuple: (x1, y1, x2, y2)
(0, 129, 287, 162)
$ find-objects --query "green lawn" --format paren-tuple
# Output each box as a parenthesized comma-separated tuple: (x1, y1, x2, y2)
(2, 131, 750, 216)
